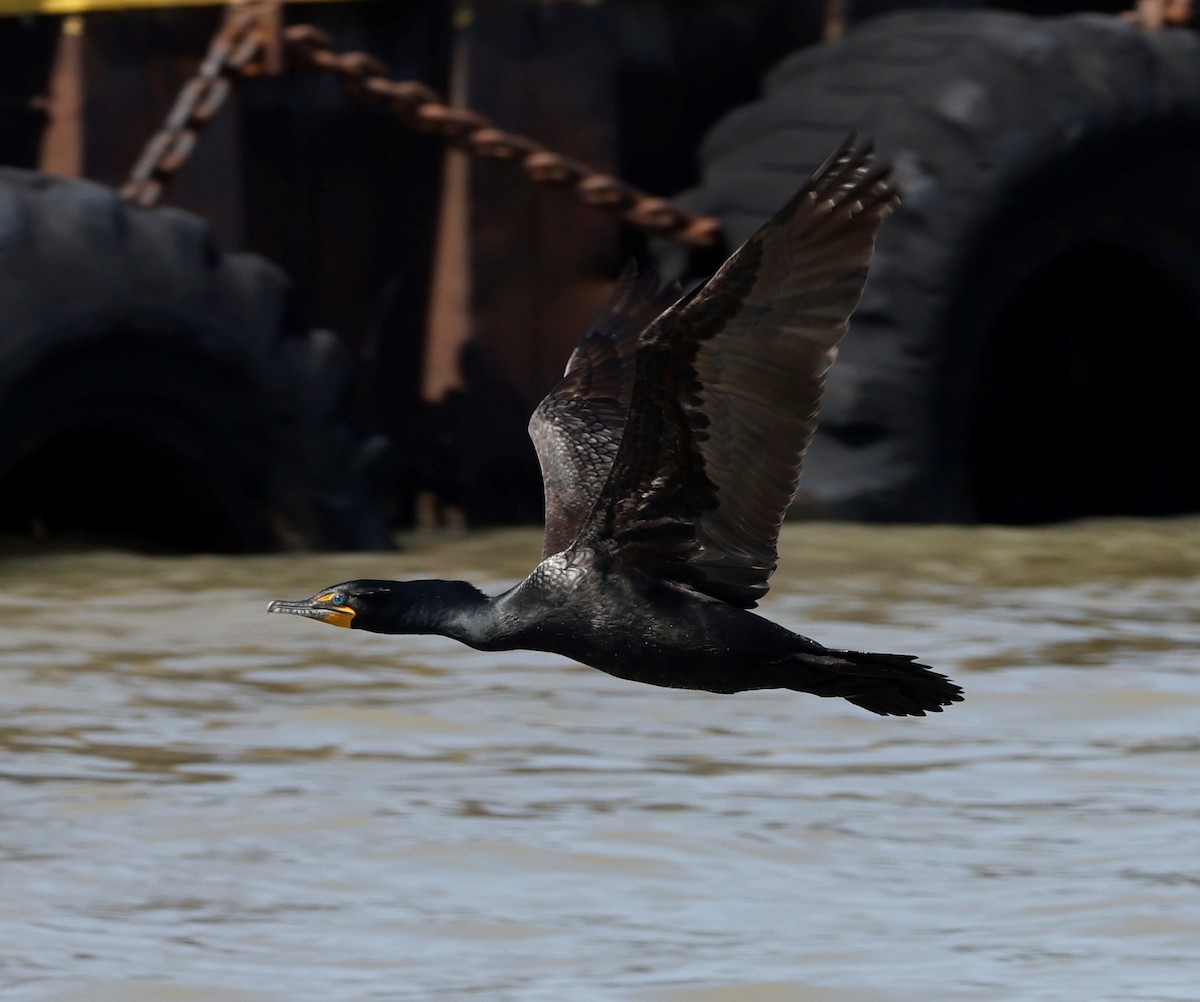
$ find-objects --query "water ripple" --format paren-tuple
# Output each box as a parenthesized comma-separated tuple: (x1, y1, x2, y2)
(1, 521, 1199, 1000)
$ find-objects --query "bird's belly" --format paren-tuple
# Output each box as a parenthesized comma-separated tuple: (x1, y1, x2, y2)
(503, 567, 801, 693)
(526, 609, 762, 693)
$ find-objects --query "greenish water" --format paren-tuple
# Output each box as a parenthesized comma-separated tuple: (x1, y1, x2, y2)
(2, 520, 1199, 1001)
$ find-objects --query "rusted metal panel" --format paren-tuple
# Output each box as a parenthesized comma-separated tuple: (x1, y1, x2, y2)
(0, 15, 58, 168)
(467, 2, 622, 411)
(3, 0, 841, 528)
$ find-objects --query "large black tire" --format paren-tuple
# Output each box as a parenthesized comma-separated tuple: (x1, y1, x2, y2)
(0, 169, 390, 551)
(673, 11, 1200, 522)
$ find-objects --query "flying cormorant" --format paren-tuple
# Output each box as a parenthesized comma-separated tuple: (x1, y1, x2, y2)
(268, 136, 963, 716)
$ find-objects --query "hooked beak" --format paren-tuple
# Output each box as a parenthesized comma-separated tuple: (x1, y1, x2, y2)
(267, 598, 356, 629)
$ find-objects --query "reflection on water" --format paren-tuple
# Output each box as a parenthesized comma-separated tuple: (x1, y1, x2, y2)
(1, 520, 1199, 1001)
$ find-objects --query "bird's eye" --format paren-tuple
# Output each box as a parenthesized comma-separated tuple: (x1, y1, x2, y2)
(330, 592, 347, 606)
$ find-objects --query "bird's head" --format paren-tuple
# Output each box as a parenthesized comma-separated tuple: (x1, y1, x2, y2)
(267, 578, 490, 637)
(267, 580, 393, 630)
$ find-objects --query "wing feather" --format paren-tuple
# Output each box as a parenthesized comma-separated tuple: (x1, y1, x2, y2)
(528, 262, 681, 557)
(575, 135, 897, 606)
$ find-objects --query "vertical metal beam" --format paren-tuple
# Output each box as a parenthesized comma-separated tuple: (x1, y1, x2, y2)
(422, 28, 471, 406)
(38, 15, 85, 177)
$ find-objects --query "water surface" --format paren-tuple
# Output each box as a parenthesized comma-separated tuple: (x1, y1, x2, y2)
(2, 520, 1199, 1001)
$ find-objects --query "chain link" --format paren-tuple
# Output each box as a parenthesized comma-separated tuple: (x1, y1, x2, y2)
(120, 5, 274, 206)
(120, 11, 721, 247)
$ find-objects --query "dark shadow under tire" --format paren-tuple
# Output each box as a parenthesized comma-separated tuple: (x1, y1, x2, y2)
(674, 10, 1200, 522)
(0, 169, 390, 551)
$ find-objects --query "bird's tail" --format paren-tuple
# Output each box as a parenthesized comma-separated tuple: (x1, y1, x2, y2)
(788, 649, 964, 717)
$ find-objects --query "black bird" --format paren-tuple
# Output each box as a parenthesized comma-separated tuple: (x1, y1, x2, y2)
(269, 136, 963, 716)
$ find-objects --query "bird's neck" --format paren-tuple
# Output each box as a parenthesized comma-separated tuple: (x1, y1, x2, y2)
(372, 580, 498, 646)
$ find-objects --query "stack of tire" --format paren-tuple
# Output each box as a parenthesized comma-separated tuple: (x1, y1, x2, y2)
(674, 11, 1200, 523)
(0, 168, 390, 550)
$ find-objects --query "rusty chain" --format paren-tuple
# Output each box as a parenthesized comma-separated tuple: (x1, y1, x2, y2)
(281, 25, 720, 247)
(121, 7, 721, 247)
(120, 4, 279, 206)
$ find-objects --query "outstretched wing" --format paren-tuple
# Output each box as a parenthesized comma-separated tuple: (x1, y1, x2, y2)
(577, 135, 897, 607)
(528, 262, 681, 558)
